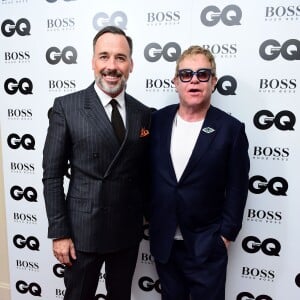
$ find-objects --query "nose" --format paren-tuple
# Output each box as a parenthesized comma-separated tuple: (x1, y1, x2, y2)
(106, 57, 117, 69)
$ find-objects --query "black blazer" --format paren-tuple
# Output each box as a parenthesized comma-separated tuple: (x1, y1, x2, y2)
(43, 83, 152, 253)
(149, 104, 250, 263)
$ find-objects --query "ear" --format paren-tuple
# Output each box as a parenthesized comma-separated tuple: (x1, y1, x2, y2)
(212, 76, 218, 93)
(91, 56, 95, 70)
(129, 58, 134, 73)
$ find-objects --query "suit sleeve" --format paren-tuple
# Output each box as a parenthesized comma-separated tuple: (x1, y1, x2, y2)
(42, 98, 71, 239)
(220, 123, 250, 241)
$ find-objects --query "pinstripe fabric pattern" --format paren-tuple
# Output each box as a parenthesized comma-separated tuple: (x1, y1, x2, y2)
(43, 83, 152, 253)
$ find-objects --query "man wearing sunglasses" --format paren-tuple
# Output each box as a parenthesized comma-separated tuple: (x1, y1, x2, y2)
(149, 45, 250, 300)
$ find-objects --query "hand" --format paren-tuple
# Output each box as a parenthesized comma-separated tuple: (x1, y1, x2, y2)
(53, 238, 76, 267)
(221, 236, 230, 249)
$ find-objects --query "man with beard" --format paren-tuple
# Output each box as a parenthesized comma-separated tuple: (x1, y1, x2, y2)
(42, 26, 152, 300)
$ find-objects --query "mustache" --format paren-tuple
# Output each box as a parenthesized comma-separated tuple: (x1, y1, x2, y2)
(101, 69, 123, 77)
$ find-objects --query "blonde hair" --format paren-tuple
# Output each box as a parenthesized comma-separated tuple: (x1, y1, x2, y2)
(174, 45, 216, 78)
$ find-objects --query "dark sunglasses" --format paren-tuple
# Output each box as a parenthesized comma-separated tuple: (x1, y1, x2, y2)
(177, 68, 212, 82)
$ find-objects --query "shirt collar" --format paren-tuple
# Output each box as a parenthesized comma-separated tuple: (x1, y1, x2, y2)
(93, 82, 125, 108)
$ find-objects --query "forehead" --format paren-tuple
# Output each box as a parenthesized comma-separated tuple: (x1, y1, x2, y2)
(94, 32, 130, 55)
(179, 53, 211, 68)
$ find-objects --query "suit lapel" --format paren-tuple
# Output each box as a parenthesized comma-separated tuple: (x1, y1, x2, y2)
(179, 106, 219, 182)
(159, 105, 178, 182)
(83, 84, 119, 148)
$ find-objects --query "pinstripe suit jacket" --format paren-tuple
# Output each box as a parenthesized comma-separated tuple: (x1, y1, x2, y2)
(42, 83, 152, 253)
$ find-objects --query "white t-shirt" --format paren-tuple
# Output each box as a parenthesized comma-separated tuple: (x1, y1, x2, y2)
(170, 113, 204, 240)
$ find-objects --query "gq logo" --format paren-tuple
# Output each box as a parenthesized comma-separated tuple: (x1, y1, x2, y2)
(144, 42, 181, 62)
(1, 18, 31, 37)
(7, 133, 35, 150)
(249, 175, 288, 196)
(46, 46, 77, 65)
(237, 292, 272, 300)
(47, 0, 76, 2)
(16, 281, 41, 297)
(259, 39, 300, 61)
(295, 273, 300, 288)
(13, 234, 40, 251)
(4, 78, 33, 95)
(95, 294, 107, 300)
(200, 5, 242, 26)
(143, 223, 150, 240)
(10, 185, 38, 202)
(215, 75, 237, 95)
(93, 11, 127, 31)
(138, 276, 161, 293)
(53, 263, 65, 278)
(253, 110, 296, 131)
(242, 236, 281, 256)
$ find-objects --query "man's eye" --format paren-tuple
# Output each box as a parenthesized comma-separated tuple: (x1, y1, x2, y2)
(116, 56, 126, 62)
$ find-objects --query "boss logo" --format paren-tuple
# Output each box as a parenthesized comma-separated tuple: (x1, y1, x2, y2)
(138, 276, 161, 293)
(1, 18, 31, 37)
(16, 280, 41, 296)
(242, 236, 281, 256)
(144, 42, 181, 62)
(141, 252, 155, 264)
(259, 39, 300, 61)
(249, 175, 288, 196)
(202, 43, 237, 56)
(147, 11, 180, 23)
(4, 51, 30, 62)
(215, 75, 237, 95)
(14, 213, 37, 224)
(13, 234, 40, 251)
(99, 272, 106, 282)
(237, 292, 273, 300)
(16, 260, 39, 271)
(265, 5, 300, 18)
(4, 78, 33, 95)
(55, 289, 65, 297)
(7, 133, 35, 150)
(93, 11, 127, 31)
(146, 79, 175, 90)
(47, 17, 75, 30)
(11, 162, 35, 173)
(49, 79, 76, 90)
(247, 209, 282, 223)
(253, 110, 296, 131)
(200, 5, 242, 26)
(259, 78, 296, 90)
(10, 186, 37, 202)
(253, 146, 289, 160)
(241, 267, 275, 281)
(46, 46, 77, 65)
(8, 108, 33, 119)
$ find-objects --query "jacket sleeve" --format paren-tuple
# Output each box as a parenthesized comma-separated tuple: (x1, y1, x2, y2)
(220, 123, 250, 241)
(42, 98, 71, 239)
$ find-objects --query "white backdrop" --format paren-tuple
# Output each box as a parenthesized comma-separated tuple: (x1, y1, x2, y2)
(1, 0, 299, 299)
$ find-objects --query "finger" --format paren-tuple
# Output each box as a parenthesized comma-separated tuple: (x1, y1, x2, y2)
(70, 243, 77, 260)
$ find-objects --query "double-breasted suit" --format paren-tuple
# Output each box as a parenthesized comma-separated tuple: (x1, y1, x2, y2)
(43, 83, 151, 254)
(149, 104, 249, 267)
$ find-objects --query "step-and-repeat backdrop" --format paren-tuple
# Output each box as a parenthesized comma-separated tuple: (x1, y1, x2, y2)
(1, 0, 299, 299)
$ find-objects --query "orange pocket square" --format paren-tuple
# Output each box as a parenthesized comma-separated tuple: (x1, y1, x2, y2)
(140, 128, 150, 137)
